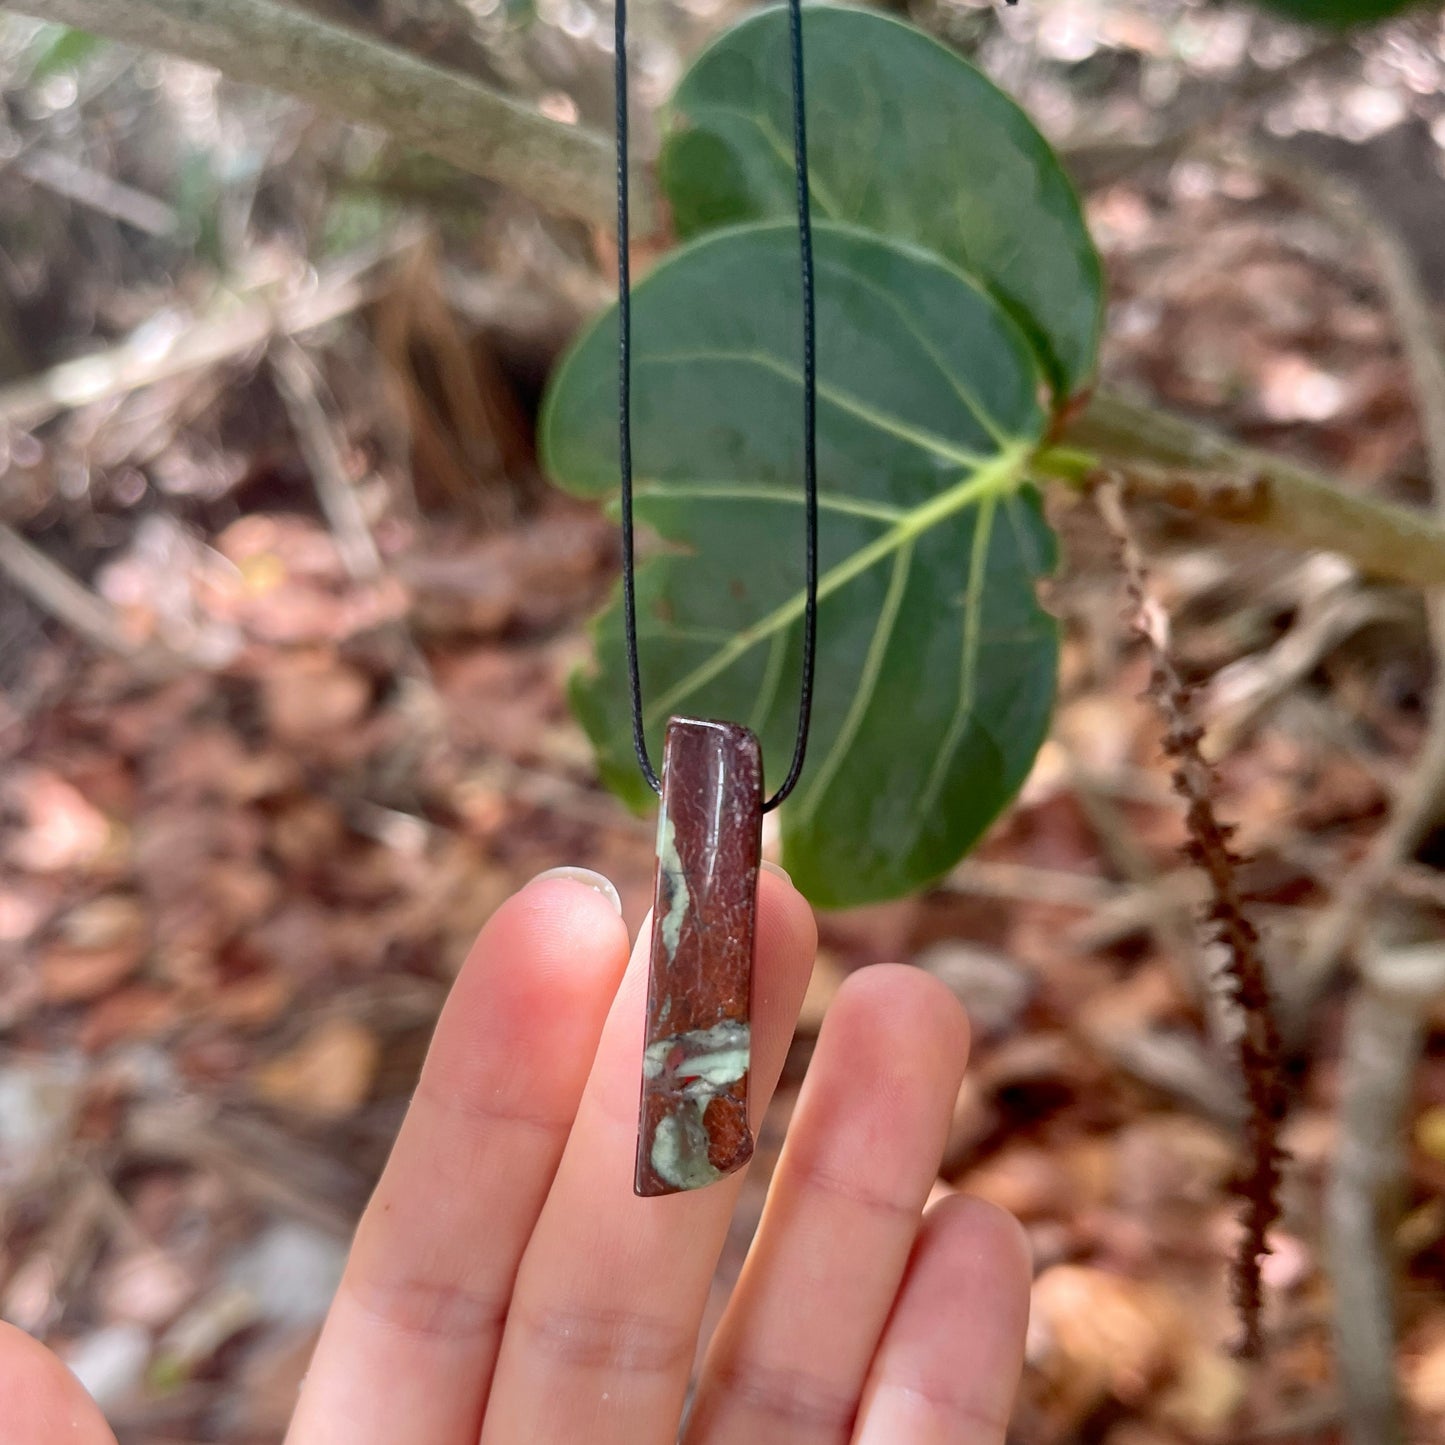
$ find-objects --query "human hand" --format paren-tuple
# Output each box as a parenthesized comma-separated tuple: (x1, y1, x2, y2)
(6, 868, 1030, 1443)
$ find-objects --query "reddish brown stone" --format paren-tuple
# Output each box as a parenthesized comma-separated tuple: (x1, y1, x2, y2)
(635, 717, 762, 1197)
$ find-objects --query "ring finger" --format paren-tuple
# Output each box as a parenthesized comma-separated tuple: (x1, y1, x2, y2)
(685, 966, 970, 1444)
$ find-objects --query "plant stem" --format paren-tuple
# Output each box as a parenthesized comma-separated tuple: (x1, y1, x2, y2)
(1054, 390, 1445, 588)
(13, 0, 646, 232)
(1263, 143, 1445, 1032)
(1328, 944, 1445, 1445)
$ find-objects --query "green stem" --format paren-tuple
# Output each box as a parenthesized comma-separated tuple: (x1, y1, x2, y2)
(1052, 390, 1445, 589)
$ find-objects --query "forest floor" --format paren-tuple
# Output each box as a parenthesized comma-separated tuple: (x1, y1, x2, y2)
(2, 3, 1445, 1442)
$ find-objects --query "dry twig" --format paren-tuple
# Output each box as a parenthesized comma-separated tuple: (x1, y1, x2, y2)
(0, 520, 154, 662)
(269, 339, 384, 582)
(0, 231, 412, 432)
(268, 335, 449, 801)
(1327, 944, 1445, 1445)
(0, 240, 416, 666)
(23, 1, 1445, 595)
(14, 0, 631, 231)
(14, 148, 180, 237)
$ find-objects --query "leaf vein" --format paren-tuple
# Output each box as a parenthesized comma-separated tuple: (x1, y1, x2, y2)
(812, 255, 1014, 449)
(636, 350, 990, 468)
(683, 103, 847, 219)
(919, 491, 998, 815)
(749, 630, 789, 736)
(646, 446, 1029, 727)
(793, 541, 914, 827)
(634, 479, 902, 523)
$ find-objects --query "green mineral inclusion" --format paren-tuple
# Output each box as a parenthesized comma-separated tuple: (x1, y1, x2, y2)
(651, 1110, 724, 1190)
(641, 1020, 751, 1086)
(656, 804, 690, 962)
(645, 1021, 752, 1190)
(647, 797, 752, 1190)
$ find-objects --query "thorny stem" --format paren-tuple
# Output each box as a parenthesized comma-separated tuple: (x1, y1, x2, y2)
(1095, 479, 1287, 1359)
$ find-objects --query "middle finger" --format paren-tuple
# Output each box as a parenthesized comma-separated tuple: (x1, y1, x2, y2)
(685, 965, 970, 1444)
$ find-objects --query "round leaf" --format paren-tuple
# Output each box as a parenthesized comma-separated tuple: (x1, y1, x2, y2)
(1254, 0, 1429, 25)
(659, 4, 1102, 401)
(541, 223, 1059, 906)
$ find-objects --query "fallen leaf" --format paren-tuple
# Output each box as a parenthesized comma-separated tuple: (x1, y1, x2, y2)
(1113, 1116, 1236, 1215)
(959, 1145, 1071, 1220)
(913, 940, 1033, 1037)
(1154, 1342, 1249, 1436)
(212, 972, 295, 1030)
(268, 797, 348, 872)
(40, 895, 150, 1003)
(1256, 353, 1350, 424)
(79, 987, 182, 1052)
(1416, 1106, 1445, 1164)
(1405, 1321, 1445, 1415)
(1030, 1265, 1187, 1415)
(5, 769, 114, 874)
(0, 881, 59, 943)
(261, 652, 372, 744)
(56, 894, 147, 949)
(40, 942, 144, 1004)
(255, 1016, 378, 1119)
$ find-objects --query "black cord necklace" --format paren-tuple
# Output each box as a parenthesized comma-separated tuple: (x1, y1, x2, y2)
(613, 0, 818, 810)
(616, 0, 819, 1197)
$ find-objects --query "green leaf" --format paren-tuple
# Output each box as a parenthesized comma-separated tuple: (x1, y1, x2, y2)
(1253, 0, 1429, 25)
(542, 222, 1059, 907)
(659, 4, 1102, 402)
(26, 24, 105, 80)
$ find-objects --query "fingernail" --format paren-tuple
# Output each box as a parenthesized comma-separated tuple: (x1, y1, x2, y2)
(529, 866, 623, 916)
(760, 860, 793, 886)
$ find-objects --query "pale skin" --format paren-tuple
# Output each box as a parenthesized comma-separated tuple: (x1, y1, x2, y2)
(4, 870, 1031, 1443)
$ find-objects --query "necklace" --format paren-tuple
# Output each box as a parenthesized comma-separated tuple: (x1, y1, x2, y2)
(613, 0, 819, 1197)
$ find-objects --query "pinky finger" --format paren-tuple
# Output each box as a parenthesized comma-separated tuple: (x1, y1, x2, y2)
(851, 1195, 1031, 1445)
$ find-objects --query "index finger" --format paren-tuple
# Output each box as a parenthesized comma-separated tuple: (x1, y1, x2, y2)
(286, 875, 631, 1445)
(479, 870, 817, 1445)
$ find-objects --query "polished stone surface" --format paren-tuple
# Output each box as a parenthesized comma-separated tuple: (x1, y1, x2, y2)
(635, 717, 762, 1197)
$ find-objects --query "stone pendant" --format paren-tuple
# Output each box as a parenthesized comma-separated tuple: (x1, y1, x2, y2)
(635, 717, 763, 1197)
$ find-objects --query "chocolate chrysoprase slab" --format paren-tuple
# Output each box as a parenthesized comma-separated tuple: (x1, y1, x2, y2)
(635, 717, 763, 1197)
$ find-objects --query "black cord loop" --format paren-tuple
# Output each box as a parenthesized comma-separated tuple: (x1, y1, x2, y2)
(613, 0, 819, 812)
